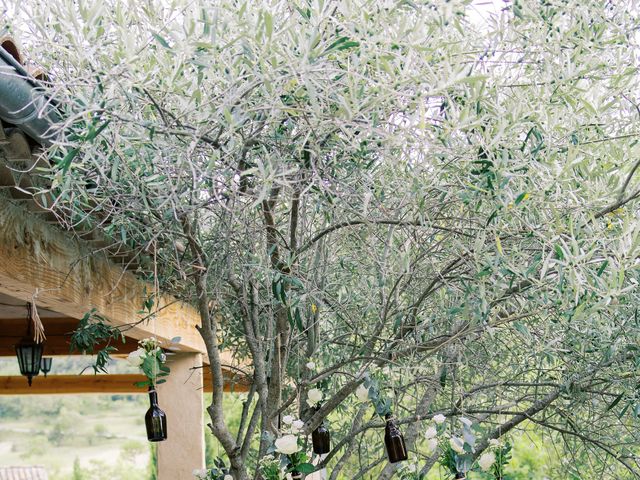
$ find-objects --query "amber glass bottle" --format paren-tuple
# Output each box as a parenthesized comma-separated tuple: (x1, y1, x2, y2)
(384, 413, 408, 463)
(145, 387, 167, 442)
(311, 406, 331, 454)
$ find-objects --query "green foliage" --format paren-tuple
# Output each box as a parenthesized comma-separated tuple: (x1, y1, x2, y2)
(363, 374, 392, 418)
(69, 309, 125, 374)
(9, 0, 640, 477)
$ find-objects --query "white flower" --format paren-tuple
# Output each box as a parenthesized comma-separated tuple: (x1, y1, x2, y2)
(478, 451, 496, 471)
(127, 348, 146, 367)
(406, 463, 417, 472)
(459, 416, 473, 427)
(274, 434, 300, 455)
(282, 415, 294, 425)
(292, 420, 305, 432)
(355, 384, 369, 402)
(307, 388, 323, 407)
(192, 469, 208, 479)
(489, 438, 500, 447)
(432, 414, 446, 424)
(449, 436, 465, 454)
(426, 437, 438, 453)
(425, 426, 437, 439)
(306, 361, 316, 370)
(224, 476, 233, 480)
(285, 475, 293, 480)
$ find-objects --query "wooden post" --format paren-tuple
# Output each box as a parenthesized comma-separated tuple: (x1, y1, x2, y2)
(156, 352, 205, 479)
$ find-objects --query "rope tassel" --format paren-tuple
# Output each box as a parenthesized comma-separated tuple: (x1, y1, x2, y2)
(28, 299, 46, 344)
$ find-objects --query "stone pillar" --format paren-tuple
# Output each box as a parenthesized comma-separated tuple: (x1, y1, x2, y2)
(157, 352, 205, 479)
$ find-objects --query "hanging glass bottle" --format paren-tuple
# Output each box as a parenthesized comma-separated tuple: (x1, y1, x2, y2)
(384, 413, 408, 463)
(311, 406, 331, 454)
(145, 386, 167, 442)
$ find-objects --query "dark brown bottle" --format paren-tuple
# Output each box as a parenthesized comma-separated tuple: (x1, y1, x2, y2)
(312, 407, 331, 454)
(384, 413, 408, 463)
(145, 387, 167, 442)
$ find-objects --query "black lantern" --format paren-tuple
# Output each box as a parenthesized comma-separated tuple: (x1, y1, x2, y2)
(14, 303, 45, 386)
(384, 413, 408, 463)
(145, 387, 167, 442)
(40, 357, 53, 377)
(15, 337, 43, 386)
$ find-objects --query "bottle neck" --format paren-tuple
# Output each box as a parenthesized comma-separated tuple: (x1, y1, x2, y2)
(148, 387, 158, 405)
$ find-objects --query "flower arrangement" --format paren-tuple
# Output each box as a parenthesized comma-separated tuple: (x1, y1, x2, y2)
(437, 417, 512, 479)
(258, 454, 284, 480)
(273, 414, 315, 476)
(192, 458, 231, 479)
(479, 440, 512, 478)
(126, 337, 170, 387)
(193, 470, 232, 480)
(440, 417, 477, 477)
(399, 463, 424, 480)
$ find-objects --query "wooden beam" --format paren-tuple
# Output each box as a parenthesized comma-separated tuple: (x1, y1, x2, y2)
(0, 317, 139, 356)
(0, 335, 139, 356)
(0, 199, 205, 354)
(0, 372, 250, 395)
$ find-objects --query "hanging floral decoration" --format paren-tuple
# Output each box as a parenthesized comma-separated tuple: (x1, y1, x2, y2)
(192, 457, 232, 480)
(438, 417, 512, 479)
(274, 415, 315, 477)
(127, 337, 170, 387)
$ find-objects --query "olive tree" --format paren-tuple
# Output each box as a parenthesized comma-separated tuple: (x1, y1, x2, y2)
(6, 0, 640, 478)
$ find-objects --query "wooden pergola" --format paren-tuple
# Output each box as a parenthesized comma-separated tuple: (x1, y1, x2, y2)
(0, 38, 248, 478)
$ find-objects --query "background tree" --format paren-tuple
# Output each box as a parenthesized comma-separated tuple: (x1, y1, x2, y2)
(5, 0, 640, 478)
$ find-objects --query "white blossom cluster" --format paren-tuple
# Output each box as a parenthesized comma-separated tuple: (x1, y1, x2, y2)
(192, 470, 232, 480)
(126, 336, 165, 368)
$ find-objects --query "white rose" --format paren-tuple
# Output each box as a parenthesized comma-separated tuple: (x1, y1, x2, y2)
(274, 434, 300, 455)
(426, 437, 438, 453)
(292, 420, 305, 432)
(355, 384, 369, 402)
(282, 415, 294, 425)
(307, 388, 323, 407)
(224, 476, 233, 480)
(406, 463, 417, 472)
(425, 426, 437, 439)
(432, 414, 446, 424)
(478, 451, 496, 471)
(449, 436, 465, 454)
(192, 469, 208, 479)
(127, 348, 146, 367)
(489, 438, 500, 447)
(459, 416, 472, 427)
(306, 361, 316, 370)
